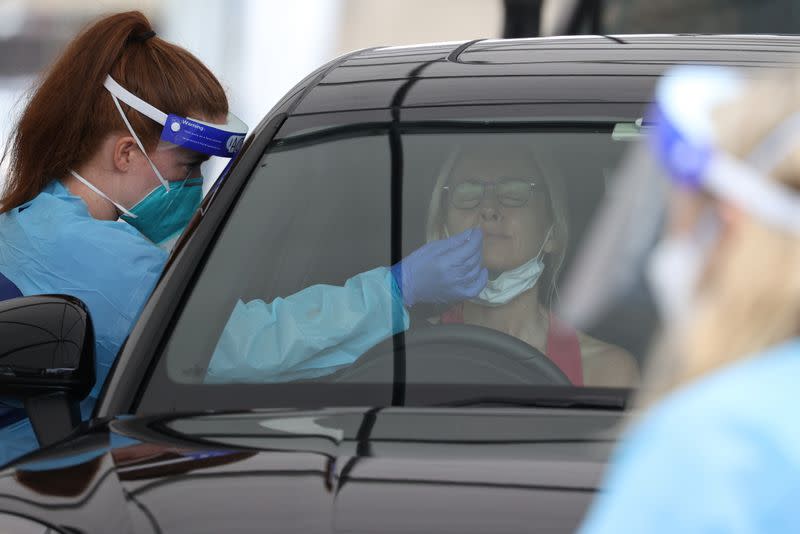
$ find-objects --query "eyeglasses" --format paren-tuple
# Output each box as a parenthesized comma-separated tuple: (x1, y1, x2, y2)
(442, 179, 540, 209)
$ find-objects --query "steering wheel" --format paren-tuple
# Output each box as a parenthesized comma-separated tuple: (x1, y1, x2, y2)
(323, 324, 571, 385)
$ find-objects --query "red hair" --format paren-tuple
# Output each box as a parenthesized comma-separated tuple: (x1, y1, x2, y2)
(0, 11, 228, 212)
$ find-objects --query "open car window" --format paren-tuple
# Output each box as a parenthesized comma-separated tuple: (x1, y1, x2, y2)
(139, 119, 654, 412)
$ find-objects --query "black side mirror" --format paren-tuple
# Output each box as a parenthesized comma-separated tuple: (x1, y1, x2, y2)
(0, 295, 95, 447)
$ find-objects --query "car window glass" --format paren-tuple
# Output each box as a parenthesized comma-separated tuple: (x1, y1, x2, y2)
(145, 124, 651, 411)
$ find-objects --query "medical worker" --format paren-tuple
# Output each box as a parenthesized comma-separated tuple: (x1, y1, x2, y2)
(565, 67, 800, 532)
(0, 12, 487, 463)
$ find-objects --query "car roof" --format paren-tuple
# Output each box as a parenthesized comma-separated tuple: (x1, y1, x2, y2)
(290, 34, 800, 115)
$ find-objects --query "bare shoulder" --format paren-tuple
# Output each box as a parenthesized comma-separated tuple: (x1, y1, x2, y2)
(577, 332, 640, 388)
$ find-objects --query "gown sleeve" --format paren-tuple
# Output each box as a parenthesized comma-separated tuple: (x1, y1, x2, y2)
(205, 267, 410, 383)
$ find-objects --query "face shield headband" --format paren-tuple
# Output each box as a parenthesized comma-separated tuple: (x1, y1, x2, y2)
(103, 75, 248, 191)
(653, 65, 800, 235)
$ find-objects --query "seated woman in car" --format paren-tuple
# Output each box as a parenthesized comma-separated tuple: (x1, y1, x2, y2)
(426, 141, 639, 387)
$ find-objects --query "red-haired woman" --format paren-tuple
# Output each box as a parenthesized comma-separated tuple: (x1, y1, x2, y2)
(0, 11, 246, 463)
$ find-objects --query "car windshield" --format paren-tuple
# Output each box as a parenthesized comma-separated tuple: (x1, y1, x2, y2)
(140, 117, 653, 412)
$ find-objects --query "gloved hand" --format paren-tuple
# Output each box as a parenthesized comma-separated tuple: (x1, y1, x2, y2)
(390, 228, 489, 307)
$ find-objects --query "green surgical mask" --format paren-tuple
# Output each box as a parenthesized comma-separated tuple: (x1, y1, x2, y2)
(68, 169, 203, 248)
(121, 177, 204, 246)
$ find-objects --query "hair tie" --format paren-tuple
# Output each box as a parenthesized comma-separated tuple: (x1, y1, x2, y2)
(131, 30, 156, 43)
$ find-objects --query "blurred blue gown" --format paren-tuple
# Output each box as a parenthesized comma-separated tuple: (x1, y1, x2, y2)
(580, 339, 800, 533)
(0, 180, 407, 465)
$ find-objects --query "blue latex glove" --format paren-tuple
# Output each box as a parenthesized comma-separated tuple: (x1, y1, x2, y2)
(391, 227, 489, 307)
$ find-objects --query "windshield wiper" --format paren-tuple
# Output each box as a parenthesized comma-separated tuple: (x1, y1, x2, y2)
(436, 394, 627, 411)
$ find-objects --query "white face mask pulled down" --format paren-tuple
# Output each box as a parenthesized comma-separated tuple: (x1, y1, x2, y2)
(470, 227, 553, 307)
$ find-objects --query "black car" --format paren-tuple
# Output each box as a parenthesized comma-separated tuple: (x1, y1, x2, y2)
(0, 35, 797, 533)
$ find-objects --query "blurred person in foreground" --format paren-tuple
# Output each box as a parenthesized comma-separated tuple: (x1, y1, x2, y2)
(566, 66, 800, 532)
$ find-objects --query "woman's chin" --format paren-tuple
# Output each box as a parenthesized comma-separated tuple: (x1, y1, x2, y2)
(484, 241, 515, 262)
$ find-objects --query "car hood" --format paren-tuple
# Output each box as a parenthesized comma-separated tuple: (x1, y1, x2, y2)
(0, 407, 625, 533)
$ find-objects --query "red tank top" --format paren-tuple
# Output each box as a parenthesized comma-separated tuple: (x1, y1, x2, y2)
(440, 305, 584, 386)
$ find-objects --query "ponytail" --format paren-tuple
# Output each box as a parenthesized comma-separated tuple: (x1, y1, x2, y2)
(0, 11, 228, 212)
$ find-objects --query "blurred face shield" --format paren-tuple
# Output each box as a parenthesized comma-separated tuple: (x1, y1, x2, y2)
(559, 66, 800, 355)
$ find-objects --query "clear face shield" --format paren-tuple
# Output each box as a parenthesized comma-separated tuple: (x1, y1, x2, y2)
(559, 66, 800, 366)
(103, 76, 247, 176)
(71, 76, 248, 250)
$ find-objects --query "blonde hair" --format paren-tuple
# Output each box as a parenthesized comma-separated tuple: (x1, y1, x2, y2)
(642, 71, 800, 402)
(425, 140, 569, 307)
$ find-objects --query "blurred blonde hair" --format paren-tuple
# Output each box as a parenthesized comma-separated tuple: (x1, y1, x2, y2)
(425, 140, 569, 308)
(642, 71, 800, 403)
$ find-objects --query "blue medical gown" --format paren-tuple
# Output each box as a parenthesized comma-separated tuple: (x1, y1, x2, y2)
(206, 266, 409, 382)
(0, 180, 167, 464)
(580, 339, 800, 534)
(0, 181, 410, 463)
